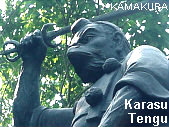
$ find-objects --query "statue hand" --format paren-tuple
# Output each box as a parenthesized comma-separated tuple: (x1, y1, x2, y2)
(20, 29, 47, 64)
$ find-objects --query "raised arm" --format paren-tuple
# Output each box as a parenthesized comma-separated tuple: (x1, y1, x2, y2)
(13, 30, 47, 126)
(13, 30, 74, 127)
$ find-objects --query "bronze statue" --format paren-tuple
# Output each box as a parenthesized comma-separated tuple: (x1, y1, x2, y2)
(13, 18, 169, 127)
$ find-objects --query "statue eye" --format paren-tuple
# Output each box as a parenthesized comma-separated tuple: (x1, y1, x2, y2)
(83, 34, 95, 42)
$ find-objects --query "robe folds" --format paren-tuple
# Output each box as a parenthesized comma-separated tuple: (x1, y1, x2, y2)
(115, 45, 169, 100)
(30, 45, 169, 127)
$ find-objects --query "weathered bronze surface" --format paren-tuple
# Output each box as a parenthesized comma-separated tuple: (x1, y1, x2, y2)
(13, 18, 169, 127)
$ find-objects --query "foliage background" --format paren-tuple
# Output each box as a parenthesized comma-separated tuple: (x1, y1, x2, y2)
(0, 0, 169, 126)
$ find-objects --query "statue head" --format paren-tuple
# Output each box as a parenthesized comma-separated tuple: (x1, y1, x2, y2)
(67, 18, 130, 83)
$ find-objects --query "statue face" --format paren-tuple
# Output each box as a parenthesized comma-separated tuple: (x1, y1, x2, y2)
(67, 24, 117, 83)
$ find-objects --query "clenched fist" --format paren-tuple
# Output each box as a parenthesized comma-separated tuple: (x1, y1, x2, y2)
(20, 29, 47, 65)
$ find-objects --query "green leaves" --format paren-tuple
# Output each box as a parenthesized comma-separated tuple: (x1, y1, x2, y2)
(0, 0, 169, 126)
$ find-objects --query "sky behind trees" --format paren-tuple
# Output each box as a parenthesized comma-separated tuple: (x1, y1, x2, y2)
(0, 0, 169, 126)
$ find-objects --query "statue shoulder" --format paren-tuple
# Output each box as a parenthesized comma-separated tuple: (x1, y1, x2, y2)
(114, 45, 169, 99)
(126, 45, 167, 68)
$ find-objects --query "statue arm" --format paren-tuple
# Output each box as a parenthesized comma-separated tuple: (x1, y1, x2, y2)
(13, 63, 74, 127)
(13, 30, 46, 127)
(30, 107, 74, 127)
(13, 30, 74, 127)
(13, 61, 41, 126)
